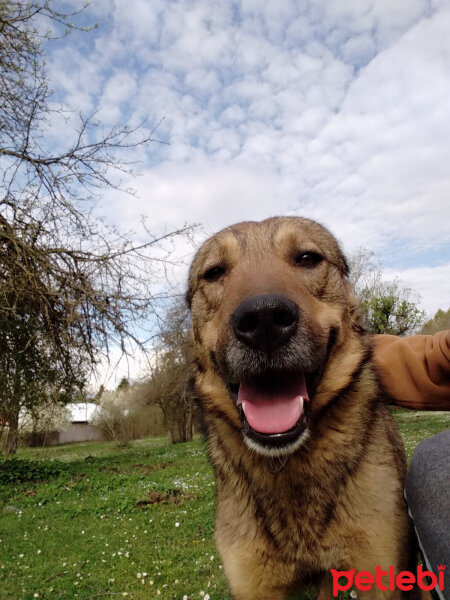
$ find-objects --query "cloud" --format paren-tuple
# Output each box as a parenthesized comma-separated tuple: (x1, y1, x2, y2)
(44, 0, 450, 331)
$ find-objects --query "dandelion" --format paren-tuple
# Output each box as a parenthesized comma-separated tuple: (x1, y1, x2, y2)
(37, 550, 41, 555)
(175, 522, 180, 527)
(350, 592, 358, 599)
(33, 595, 39, 599)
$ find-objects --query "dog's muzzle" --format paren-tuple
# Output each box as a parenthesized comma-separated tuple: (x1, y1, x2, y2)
(227, 294, 310, 455)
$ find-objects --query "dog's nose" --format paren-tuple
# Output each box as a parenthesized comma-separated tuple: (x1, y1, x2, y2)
(232, 294, 298, 353)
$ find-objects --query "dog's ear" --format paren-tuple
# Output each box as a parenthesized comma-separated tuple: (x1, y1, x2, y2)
(345, 282, 366, 333)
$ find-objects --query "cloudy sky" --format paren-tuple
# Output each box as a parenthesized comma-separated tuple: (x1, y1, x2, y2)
(46, 0, 449, 383)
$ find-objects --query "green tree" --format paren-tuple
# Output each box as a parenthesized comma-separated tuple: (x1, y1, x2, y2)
(421, 308, 450, 335)
(349, 248, 426, 336)
(0, 1, 192, 452)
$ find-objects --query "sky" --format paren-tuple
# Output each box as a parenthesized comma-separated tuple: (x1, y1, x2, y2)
(45, 0, 450, 385)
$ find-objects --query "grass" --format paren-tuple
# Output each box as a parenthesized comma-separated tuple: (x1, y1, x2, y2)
(0, 409, 449, 600)
(392, 409, 450, 460)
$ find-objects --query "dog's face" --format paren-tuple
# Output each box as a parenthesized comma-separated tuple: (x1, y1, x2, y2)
(188, 217, 359, 456)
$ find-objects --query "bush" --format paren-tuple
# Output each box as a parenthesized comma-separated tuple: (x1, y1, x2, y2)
(92, 387, 166, 443)
(0, 457, 66, 484)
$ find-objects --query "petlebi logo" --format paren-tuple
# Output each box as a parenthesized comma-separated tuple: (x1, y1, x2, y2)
(330, 564, 446, 596)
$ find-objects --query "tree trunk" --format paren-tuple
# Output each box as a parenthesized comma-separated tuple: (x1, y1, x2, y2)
(183, 400, 193, 442)
(5, 410, 19, 455)
(164, 398, 194, 444)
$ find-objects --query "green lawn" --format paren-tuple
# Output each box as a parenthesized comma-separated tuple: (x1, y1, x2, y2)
(0, 410, 448, 600)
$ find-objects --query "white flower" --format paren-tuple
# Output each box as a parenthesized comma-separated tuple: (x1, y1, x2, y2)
(175, 522, 180, 527)
(350, 591, 358, 599)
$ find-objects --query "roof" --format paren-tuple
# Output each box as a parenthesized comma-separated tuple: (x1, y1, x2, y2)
(66, 403, 99, 423)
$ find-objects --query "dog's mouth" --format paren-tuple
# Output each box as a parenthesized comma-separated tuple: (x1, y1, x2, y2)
(228, 371, 310, 451)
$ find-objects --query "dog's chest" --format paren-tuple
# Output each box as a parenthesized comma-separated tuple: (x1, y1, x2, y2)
(214, 457, 338, 566)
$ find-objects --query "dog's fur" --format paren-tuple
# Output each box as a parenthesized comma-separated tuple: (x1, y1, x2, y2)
(187, 217, 419, 599)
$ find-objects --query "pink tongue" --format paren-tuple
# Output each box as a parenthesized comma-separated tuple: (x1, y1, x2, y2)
(237, 374, 308, 434)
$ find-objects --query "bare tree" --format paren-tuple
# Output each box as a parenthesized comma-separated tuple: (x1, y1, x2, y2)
(0, 1, 193, 452)
(144, 299, 196, 444)
(92, 385, 166, 444)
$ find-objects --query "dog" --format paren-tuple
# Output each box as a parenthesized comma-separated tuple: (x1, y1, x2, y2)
(187, 217, 419, 600)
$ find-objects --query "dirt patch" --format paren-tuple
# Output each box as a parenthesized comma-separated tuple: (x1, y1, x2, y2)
(103, 461, 172, 476)
(131, 461, 172, 475)
(135, 489, 186, 507)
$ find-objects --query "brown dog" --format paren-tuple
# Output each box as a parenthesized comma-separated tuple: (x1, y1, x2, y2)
(187, 217, 419, 600)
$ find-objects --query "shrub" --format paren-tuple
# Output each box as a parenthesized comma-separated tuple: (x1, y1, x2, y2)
(0, 457, 66, 484)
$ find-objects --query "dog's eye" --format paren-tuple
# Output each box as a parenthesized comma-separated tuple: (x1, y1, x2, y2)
(203, 265, 227, 282)
(294, 252, 323, 268)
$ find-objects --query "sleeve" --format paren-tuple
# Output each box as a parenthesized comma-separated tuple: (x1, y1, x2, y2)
(372, 330, 450, 410)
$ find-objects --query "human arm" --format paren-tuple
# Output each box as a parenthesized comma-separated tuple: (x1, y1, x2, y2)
(372, 330, 450, 410)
